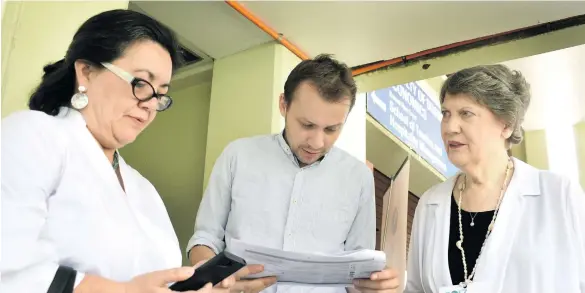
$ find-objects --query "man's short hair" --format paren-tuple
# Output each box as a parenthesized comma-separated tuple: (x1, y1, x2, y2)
(284, 54, 357, 110)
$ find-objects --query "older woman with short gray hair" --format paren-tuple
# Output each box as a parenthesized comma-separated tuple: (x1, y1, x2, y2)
(405, 65, 585, 293)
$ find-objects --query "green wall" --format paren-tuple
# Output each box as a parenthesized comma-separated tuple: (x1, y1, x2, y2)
(121, 82, 211, 265)
(510, 137, 527, 163)
(523, 129, 549, 170)
(203, 42, 300, 188)
(1, 1, 129, 117)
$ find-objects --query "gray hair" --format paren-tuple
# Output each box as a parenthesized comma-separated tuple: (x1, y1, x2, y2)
(440, 64, 531, 146)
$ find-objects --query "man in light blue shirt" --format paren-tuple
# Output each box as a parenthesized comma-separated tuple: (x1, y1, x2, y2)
(188, 54, 399, 293)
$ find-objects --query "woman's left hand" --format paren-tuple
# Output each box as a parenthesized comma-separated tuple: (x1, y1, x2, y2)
(352, 268, 400, 293)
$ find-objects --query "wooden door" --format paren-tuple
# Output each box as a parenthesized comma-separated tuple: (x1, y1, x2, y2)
(373, 168, 419, 254)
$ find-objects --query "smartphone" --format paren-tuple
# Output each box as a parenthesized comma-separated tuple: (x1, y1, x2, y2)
(169, 250, 247, 292)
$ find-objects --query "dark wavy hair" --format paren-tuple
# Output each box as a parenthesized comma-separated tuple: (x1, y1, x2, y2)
(29, 9, 182, 116)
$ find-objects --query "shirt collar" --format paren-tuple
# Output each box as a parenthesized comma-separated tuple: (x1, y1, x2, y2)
(275, 130, 330, 168)
(58, 107, 121, 165)
(57, 106, 86, 126)
(426, 157, 541, 205)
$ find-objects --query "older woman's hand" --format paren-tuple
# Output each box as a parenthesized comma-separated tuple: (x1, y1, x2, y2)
(352, 268, 400, 293)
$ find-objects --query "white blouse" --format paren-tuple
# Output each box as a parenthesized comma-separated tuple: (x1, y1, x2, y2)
(405, 158, 585, 293)
(1, 108, 182, 293)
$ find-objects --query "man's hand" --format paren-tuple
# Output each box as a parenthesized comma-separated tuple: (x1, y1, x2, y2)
(352, 268, 400, 293)
(229, 264, 277, 293)
(189, 260, 235, 292)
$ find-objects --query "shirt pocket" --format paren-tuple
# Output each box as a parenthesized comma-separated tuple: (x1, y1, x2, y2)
(229, 171, 290, 238)
(232, 172, 265, 201)
(231, 171, 270, 216)
(309, 187, 358, 247)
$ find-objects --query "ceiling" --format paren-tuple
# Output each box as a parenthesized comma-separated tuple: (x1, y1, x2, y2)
(131, 1, 585, 68)
(129, 1, 272, 62)
(501, 44, 585, 130)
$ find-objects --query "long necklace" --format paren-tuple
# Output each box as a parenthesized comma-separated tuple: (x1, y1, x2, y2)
(456, 158, 513, 287)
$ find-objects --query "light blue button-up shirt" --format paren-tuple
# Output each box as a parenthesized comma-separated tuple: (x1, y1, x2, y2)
(187, 132, 375, 293)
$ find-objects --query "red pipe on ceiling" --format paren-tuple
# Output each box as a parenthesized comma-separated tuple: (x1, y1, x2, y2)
(225, 1, 566, 77)
(351, 26, 534, 76)
(225, 1, 309, 60)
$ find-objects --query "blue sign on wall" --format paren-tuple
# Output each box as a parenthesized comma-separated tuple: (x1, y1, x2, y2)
(367, 82, 459, 178)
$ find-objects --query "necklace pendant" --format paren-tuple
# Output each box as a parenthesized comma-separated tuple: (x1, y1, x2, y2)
(456, 240, 463, 250)
(470, 221, 475, 227)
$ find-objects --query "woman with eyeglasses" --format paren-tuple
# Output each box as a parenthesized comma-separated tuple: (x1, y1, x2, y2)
(1, 9, 235, 293)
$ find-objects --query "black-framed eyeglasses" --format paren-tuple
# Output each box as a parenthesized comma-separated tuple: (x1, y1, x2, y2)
(101, 62, 173, 111)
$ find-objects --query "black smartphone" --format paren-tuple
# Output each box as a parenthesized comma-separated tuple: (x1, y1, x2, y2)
(169, 250, 247, 292)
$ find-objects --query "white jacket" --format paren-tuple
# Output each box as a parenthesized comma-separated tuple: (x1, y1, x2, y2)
(1, 108, 182, 293)
(405, 157, 585, 293)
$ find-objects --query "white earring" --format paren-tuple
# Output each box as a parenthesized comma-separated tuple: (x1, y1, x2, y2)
(71, 85, 89, 110)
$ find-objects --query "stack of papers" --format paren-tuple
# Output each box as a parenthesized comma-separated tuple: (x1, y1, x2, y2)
(228, 239, 386, 286)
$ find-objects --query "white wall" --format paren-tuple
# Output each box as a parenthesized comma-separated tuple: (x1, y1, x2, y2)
(335, 92, 366, 162)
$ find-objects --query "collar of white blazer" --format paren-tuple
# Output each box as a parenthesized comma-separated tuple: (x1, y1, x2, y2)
(426, 157, 541, 206)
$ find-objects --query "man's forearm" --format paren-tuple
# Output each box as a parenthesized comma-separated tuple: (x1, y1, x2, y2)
(189, 245, 217, 265)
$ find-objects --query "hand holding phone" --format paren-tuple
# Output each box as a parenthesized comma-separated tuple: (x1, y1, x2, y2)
(169, 251, 247, 292)
(230, 265, 277, 293)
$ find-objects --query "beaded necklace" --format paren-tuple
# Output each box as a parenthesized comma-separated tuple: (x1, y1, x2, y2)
(455, 158, 513, 287)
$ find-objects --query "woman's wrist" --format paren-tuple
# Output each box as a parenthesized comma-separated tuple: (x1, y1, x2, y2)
(74, 274, 126, 293)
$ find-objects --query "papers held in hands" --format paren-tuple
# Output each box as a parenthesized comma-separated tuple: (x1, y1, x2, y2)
(228, 239, 386, 286)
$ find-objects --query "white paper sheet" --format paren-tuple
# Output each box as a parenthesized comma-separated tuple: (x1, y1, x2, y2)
(228, 239, 387, 286)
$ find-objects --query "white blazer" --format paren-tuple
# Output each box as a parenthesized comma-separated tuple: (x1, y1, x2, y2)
(405, 157, 585, 293)
(1, 108, 182, 293)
